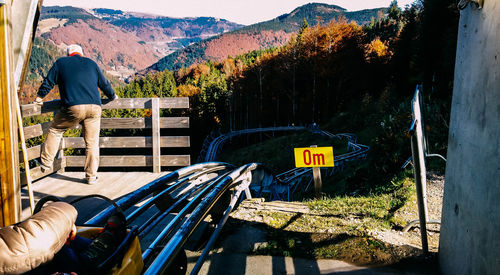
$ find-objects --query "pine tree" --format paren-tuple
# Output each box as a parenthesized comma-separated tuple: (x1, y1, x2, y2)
(297, 19, 309, 44)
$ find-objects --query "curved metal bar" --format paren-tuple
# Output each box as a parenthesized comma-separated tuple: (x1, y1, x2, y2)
(144, 163, 261, 275)
(190, 166, 264, 275)
(137, 170, 229, 238)
(69, 194, 126, 225)
(142, 170, 232, 263)
(86, 162, 230, 225)
(403, 219, 441, 232)
(126, 177, 191, 223)
(137, 180, 205, 238)
(426, 153, 447, 162)
(127, 165, 231, 224)
(204, 127, 307, 162)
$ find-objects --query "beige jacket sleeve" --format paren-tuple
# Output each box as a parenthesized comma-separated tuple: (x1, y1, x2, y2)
(0, 202, 77, 274)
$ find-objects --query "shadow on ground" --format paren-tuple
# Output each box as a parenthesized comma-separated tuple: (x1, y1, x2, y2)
(186, 218, 440, 275)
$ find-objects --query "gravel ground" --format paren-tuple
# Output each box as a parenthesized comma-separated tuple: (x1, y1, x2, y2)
(377, 172, 444, 252)
(228, 172, 445, 265)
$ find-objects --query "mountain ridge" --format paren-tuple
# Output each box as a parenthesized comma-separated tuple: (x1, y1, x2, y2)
(150, 3, 386, 72)
(37, 6, 243, 79)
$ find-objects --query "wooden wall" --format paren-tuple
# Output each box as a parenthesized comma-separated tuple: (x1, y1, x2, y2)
(0, 1, 21, 225)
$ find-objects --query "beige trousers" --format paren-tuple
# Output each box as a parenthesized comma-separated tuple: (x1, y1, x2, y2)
(41, 104, 101, 179)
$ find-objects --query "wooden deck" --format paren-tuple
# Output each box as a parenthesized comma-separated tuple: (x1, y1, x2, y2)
(21, 171, 170, 223)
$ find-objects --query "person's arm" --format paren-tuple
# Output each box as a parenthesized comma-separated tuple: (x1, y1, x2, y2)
(0, 202, 77, 274)
(36, 62, 59, 101)
(96, 66, 117, 99)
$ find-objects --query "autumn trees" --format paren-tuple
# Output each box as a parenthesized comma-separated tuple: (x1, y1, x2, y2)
(229, 18, 379, 129)
(111, 0, 457, 181)
(119, 14, 407, 136)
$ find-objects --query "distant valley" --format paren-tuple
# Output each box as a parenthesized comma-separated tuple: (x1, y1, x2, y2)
(32, 4, 385, 81)
(151, 3, 385, 72)
(36, 6, 243, 79)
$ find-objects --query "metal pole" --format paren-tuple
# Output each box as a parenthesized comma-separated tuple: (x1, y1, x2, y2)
(144, 164, 259, 275)
(14, 90, 35, 214)
(410, 129, 429, 255)
(190, 174, 252, 275)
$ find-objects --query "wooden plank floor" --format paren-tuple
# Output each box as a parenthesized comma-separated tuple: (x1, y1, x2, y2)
(21, 171, 170, 223)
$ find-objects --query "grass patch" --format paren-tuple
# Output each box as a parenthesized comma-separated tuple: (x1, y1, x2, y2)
(218, 131, 348, 173)
(241, 176, 416, 264)
(307, 177, 415, 229)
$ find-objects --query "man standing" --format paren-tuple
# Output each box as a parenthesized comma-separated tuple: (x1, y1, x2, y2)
(34, 44, 118, 184)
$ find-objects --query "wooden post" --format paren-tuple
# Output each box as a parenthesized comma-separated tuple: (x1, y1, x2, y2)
(14, 92, 35, 214)
(311, 145, 322, 199)
(152, 98, 161, 173)
(0, 1, 21, 225)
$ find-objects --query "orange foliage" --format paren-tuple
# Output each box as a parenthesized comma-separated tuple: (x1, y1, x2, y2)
(184, 64, 211, 80)
(46, 19, 158, 71)
(204, 31, 292, 61)
(222, 58, 236, 76)
(143, 109, 152, 117)
(299, 18, 362, 56)
(177, 84, 201, 97)
(364, 38, 392, 62)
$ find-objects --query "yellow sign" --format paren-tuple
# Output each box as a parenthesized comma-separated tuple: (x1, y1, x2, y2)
(294, 147, 334, 167)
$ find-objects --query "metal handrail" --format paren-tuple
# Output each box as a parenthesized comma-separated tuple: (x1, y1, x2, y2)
(85, 162, 230, 225)
(143, 163, 267, 274)
(141, 170, 232, 263)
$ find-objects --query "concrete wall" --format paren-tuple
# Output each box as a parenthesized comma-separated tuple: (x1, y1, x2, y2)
(439, 1, 500, 274)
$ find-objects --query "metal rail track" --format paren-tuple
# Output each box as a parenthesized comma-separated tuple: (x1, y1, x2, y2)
(77, 127, 368, 273)
(202, 126, 307, 162)
(202, 127, 370, 201)
(83, 162, 272, 274)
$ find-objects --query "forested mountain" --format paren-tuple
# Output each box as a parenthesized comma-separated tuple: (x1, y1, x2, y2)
(22, 0, 460, 193)
(21, 5, 242, 101)
(36, 6, 242, 79)
(237, 3, 383, 33)
(150, 3, 386, 72)
(119, 0, 459, 190)
(92, 9, 242, 56)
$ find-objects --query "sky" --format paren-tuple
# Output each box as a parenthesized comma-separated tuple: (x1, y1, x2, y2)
(42, 0, 417, 25)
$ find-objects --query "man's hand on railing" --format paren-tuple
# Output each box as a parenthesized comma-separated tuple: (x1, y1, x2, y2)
(34, 96, 43, 106)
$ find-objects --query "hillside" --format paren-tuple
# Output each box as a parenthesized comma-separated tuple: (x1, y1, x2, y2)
(237, 3, 383, 33)
(37, 6, 243, 79)
(94, 9, 243, 56)
(40, 17, 159, 78)
(118, 0, 456, 192)
(151, 3, 385, 71)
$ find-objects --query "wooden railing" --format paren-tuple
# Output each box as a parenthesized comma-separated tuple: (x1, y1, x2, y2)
(20, 97, 190, 182)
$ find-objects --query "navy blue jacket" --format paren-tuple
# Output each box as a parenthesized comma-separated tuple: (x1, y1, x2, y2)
(37, 55, 115, 107)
